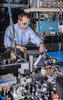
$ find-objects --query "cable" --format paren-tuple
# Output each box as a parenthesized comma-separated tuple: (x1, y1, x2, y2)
(8, 0, 16, 61)
(0, 47, 11, 58)
(9, 49, 27, 62)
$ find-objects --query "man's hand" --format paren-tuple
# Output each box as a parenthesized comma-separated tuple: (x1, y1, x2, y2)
(17, 45, 27, 52)
(12, 44, 27, 52)
(18, 46, 27, 52)
(39, 43, 46, 53)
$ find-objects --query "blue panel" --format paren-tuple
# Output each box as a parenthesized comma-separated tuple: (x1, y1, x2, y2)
(0, 94, 6, 100)
(59, 67, 63, 72)
(37, 21, 59, 33)
(45, 51, 63, 61)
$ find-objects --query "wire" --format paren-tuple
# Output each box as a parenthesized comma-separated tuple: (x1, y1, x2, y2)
(9, 49, 27, 62)
(0, 46, 11, 59)
(0, 46, 27, 62)
(8, 0, 16, 61)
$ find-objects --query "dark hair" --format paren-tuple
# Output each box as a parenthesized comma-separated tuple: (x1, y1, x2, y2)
(18, 12, 30, 20)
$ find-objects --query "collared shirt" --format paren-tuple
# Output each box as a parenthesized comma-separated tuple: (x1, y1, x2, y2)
(4, 23, 42, 48)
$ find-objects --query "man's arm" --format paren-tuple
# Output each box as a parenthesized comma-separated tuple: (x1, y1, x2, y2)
(4, 26, 12, 48)
(4, 26, 27, 52)
(29, 27, 46, 52)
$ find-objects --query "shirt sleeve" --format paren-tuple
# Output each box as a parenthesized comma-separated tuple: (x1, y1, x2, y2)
(4, 26, 12, 48)
(29, 27, 43, 47)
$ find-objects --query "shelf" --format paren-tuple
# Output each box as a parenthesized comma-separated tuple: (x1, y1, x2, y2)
(24, 8, 63, 12)
(0, 3, 28, 8)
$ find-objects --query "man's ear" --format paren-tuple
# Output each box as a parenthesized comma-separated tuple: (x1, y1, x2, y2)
(18, 19, 20, 24)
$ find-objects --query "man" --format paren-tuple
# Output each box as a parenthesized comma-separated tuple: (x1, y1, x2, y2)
(4, 12, 45, 53)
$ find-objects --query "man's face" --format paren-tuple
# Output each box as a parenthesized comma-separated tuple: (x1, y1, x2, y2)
(18, 16, 30, 30)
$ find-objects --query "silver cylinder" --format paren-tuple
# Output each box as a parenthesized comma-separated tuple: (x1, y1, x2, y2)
(29, 55, 34, 72)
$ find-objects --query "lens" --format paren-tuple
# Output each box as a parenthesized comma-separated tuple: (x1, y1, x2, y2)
(22, 22, 30, 26)
(27, 23, 30, 26)
(22, 22, 27, 25)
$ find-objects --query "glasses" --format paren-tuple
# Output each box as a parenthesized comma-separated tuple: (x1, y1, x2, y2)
(19, 18, 30, 26)
(22, 22, 30, 26)
(19, 19, 30, 26)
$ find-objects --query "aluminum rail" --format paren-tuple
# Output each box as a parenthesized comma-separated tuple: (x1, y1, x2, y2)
(24, 8, 63, 12)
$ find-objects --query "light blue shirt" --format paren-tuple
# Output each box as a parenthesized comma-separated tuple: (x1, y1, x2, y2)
(4, 23, 42, 48)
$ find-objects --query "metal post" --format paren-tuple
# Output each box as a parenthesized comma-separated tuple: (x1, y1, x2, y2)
(29, 55, 34, 72)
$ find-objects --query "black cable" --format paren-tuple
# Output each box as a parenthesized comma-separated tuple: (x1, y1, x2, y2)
(0, 46, 11, 58)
